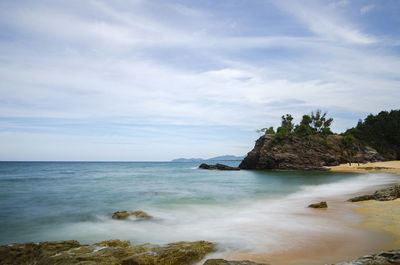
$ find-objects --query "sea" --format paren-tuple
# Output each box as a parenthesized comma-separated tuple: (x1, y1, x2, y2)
(0, 161, 398, 261)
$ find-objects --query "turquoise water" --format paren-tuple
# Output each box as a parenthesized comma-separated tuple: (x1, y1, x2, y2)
(0, 161, 398, 252)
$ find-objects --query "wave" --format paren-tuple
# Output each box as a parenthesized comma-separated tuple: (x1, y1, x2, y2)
(35, 172, 398, 254)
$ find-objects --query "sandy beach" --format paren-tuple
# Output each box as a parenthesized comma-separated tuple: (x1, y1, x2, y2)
(326, 160, 400, 174)
(352, 199, 400, 249)
(328, 161, 400, 250)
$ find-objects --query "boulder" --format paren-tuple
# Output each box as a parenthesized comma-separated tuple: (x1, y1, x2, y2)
(199, 163, 240, 170)
(308, 201, 328, 208)
(203, 259, 269, 265)
(112, 210, 152, 220)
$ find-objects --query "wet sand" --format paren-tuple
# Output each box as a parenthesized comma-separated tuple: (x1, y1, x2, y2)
(208, 200, 392, 265)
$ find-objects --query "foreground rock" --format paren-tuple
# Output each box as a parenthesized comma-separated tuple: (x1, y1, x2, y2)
(204, 259, 269, 265)
(348, 185, 400, 202)
(0, 239, 215, 265)
(239, 134, 384, 170)
(112, 210, 152, 220)
(331, 249, 400, 265)
(308, 201, 328, 208)
(199, 163, 240, 170)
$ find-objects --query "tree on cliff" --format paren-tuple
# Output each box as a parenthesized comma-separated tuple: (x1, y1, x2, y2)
(256, 126, 275, 135)
(270, 111, 333, 141)
(294, 114, 313, 136)
(310, 110, 333, 135)
(293, 111, 333, 137)
(275, 114, 294, 140)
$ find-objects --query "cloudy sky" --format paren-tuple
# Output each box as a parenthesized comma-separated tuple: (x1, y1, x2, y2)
(0, 0, 399, 161)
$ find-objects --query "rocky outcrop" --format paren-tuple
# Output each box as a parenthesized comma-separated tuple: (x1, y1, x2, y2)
(239, 134, 384, 170)
(308, 201, 328, 208)
(204, 259, 269, 265)
(331, 249, 400, 265)
(348, 185, 400, 202)
(199, 163, 240, 170)
(112, 210, 152, 220)
(0, 239, 215, 265)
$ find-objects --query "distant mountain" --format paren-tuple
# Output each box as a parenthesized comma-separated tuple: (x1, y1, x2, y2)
(171, 155, 244, 162)
(207, 155, 245, 161)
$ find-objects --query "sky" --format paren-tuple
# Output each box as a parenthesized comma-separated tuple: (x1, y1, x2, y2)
(0, 0, 399, 161)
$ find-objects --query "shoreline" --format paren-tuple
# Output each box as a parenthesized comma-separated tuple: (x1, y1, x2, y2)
(328, 161, 400, 251)
(218, 162, 400, 264)
(215, 200, 392, 265)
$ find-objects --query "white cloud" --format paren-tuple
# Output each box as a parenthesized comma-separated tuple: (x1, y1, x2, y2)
(272, 0, 376, 44)
(329, 0, 349, 8)
(360, 4, 375, 15)
(0, 0, 399, 159)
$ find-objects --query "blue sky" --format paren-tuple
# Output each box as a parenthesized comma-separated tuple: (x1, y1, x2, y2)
(0, 0, 399, 161)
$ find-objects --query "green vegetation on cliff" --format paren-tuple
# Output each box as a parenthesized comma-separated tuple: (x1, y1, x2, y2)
(258, 109, 399, 160)
(260, 110, 334, 142)
(343, 110, 400, 159)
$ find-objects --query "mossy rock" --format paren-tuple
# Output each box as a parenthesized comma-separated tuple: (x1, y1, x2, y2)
(308, 201, 328, 208)
(112, 210, 152, 220)
(122, 241, 215, 265)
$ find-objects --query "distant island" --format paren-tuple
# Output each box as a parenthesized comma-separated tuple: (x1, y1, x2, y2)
(171, 155, 245, 162)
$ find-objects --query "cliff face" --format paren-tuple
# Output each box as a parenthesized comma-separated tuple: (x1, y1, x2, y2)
(239, 134, 385, 170)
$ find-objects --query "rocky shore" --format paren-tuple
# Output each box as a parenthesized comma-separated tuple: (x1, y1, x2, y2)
(0, 239, 215, 265)
(1, 239, 399, 265)
(331, 249, 400, 265)
(348, 185, 400, 202)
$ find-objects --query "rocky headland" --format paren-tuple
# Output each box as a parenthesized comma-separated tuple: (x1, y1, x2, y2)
(239, 134, 383, 170)
(239, 110, 400, 170)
